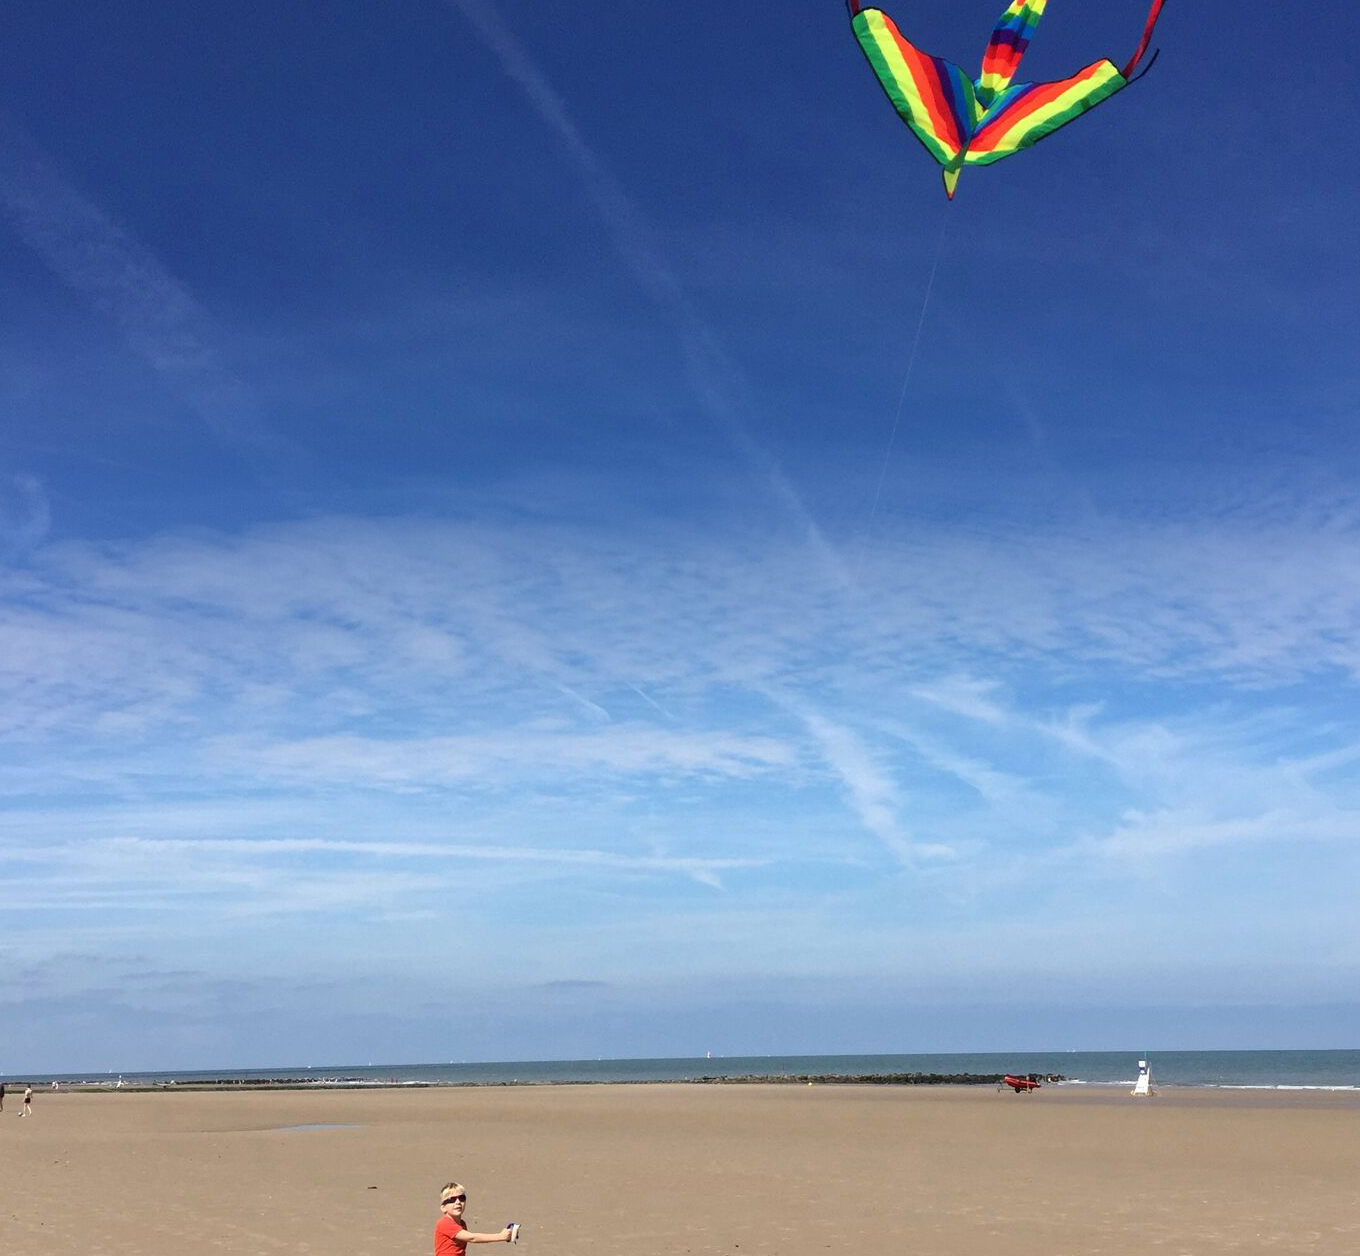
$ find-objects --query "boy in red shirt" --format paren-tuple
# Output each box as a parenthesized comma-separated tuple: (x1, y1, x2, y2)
(434, 1181, 520, 1256)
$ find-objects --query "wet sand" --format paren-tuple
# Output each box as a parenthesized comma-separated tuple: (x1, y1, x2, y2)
(3, 1083, 1358, 1255)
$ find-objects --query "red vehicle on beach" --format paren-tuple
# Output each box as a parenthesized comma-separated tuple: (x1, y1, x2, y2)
(1002, 1074, 1042, 1093)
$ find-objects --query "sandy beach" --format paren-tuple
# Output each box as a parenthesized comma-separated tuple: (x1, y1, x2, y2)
(3, 1083, 1357, 1255)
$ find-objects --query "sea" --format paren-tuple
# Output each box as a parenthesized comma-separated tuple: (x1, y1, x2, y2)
(10, 1049, 1360, 1091)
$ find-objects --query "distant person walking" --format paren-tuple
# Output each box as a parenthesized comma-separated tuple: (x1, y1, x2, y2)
(21, 1085, 33, 1117)
(434, 1181, 519, 1256)
(0, 1081, 6, 1112)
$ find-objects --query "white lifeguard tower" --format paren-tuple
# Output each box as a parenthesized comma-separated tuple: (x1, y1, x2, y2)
(1131, 1058, 1154, 1097)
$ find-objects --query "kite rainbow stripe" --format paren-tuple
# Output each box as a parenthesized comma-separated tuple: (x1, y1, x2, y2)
(968, 60, 1125, 164)
(978, 0, 1048, 104)
(852, 8, 978, 168)
(847, 0, 1169, 198)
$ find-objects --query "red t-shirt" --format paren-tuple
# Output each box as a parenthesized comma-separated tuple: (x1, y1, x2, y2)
(434, 1215, 469, 1256)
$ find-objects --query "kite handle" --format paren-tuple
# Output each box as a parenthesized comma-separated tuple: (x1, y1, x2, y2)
(1122, 0, 1167, 79)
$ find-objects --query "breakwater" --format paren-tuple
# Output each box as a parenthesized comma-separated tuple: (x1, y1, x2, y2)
(691, 1072, 1064, 1086)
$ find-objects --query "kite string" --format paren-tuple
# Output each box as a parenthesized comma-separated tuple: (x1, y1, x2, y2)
(857, 218, 948, 574)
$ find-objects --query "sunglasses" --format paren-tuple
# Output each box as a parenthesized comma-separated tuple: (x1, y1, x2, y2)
(442, 1195, 467, 1206)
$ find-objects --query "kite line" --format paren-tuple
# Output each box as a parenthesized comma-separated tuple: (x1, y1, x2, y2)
(856, 217, 948, 577)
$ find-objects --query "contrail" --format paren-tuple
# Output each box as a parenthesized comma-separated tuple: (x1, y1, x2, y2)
(0, 112, 283, 454)
(443, 2, 936, 862)
(628, 683, 675, 720)
(443, 0, 846, 577)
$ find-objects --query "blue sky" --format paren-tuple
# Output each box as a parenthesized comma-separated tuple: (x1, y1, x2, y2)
(2, 0, 1358, 1072)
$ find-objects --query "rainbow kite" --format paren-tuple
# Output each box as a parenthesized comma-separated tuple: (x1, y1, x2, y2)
(848, 0, 1168, 198)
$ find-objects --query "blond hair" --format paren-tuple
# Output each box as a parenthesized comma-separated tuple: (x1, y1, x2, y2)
(440, 1182, 466, 1202)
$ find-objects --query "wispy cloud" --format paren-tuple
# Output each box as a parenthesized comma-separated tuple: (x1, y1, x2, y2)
(3, 499, 1360, 1013)
(1084, 807, 1358, 861)
(212, 725, 795, 790)
(910, 675, 1008, 725)
(0, 473, 50, 556)
(782, 702, 934, 864)
(5, 505, 1360, 775)
(2, 833, 770, 909)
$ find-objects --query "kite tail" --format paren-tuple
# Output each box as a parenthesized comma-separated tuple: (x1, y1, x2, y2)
(1121, 0, 1167, 80)
(978, 1, 1049, 104)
